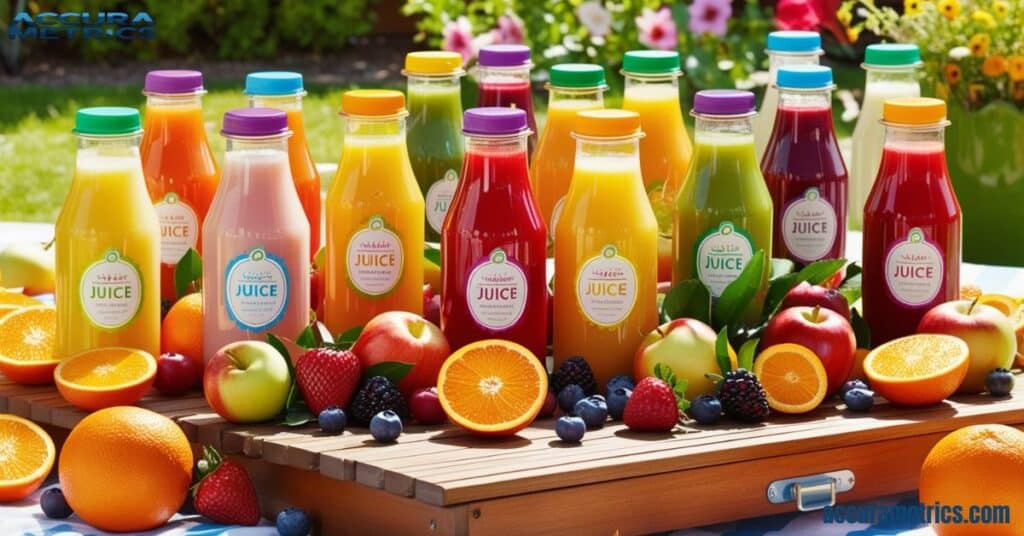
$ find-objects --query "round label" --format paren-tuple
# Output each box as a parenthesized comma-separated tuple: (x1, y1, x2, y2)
(224, 247, 290, 332)
(885, 228, 944, 306)
(79, 249, 143, 330)
(154, 192, 199, 265)
(782, 187, 838, 263)
(549, 196, 566, 242)
(694, 221, 755, 297)
(346, 216, 404, 296)
(575, 245, 638, 327)
(467, 248, 528, 330)
(425, 169, 459, 233)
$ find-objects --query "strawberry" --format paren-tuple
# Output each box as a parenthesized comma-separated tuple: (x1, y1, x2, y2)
(193, 446, 260, 526)
(295, 347, 361, 415)
(623, 364, 690, 432)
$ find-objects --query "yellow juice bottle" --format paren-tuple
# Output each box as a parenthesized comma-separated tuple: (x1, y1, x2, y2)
(55, 107, 161, 358)
(325, 90, 424, 333)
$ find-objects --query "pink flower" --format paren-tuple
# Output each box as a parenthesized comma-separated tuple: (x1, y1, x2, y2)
(493, 13, 525, 45)
(442, 16, 476, 65)
(688, 0, 732, 37)
(635, 7, 678, 50)
(577, 1, 613, 37)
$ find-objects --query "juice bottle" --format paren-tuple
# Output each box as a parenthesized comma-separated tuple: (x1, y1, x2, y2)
(863, 98, 960, 344)
(442, 107, 547, 358)
(325, 90, 424, 333)
(202, 109, 310, 359)
(674, 91, 773, 324)
(140, 70, 219, 302)
(403, 52, 465, 242)
(762, 65, 847, 266)
(56, 107, 160, 358)
(752, 31, 822, 159)
(553, 110, 658, 386)
(529, 63, 607, 251)
(246, 72, 322, 257)
(849, 44, 921, 230)
(475, 45, 538, 156)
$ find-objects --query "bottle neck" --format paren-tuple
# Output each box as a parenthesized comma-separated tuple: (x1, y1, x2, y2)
(475, 65, 531, 85)
(778, 88, 832, 109)
(574, 135, 641, 167)
(623, 73, 680, 92)
(345, 115, 407, 141)
(145, 92, 205, 111)
(464, 134, 529, 185)
(694, 114, 755, 140)
(548, 86, 605, 107)
(249, 93, 304, 112)
(864, 66, 919, 86)
(76, 133, 142, 159)
(224, 134, 290, 154)
(767, 51, 820, 74)
(883, 123, 947, 149)
(407, 74, 462, 92)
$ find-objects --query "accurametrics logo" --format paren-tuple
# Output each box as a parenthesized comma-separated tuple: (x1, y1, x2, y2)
(8, 11, 155, 41)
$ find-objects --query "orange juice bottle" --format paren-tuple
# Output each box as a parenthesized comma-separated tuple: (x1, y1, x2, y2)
(553, 110, 658, 387)
(324, 90, 424, 333)
(140, 70, 220, 302)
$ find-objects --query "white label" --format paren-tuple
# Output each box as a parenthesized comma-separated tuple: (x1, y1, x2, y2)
(549, 196, 566, 243)
(467, 248, 528, 330)
(695, 221, 754, 297)
(425, 169, 459, 233)
(224, 247, 290, 332)
(155, 192, 199, 265)
(782, 187, 838, 263)
(885, 227, 944, 306)
(79, 249, 143, 330)
(576, 245, 638, 327)
(346, 216, 404, 296)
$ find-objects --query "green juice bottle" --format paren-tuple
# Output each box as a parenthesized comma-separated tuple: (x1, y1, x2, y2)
(404, 51, 466, 242)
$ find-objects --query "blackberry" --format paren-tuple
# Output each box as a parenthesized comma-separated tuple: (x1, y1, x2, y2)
(349, 376, 409, 425)
(718, 369, 770, 423)
(551, 356, 598, 395)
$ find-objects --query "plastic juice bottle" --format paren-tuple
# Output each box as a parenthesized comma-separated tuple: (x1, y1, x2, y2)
(674, 91, 773, 324)
(325, 90, 424, 334)
(849, 44, 921, 230)
(762, 66, 847, 266)
(201, 109, 310, 359)
(140, 70, 219, 302)
(403, 52, 465, 242)
(553, 110, 658, 386)
(530, 63, 607, 252)
(863, 98, 961, 344)
(475, 45, 538, 156)
(442, 107, 548, 358)
(245, 72, 322, 258)
(752, 31, 823, 160)
(56, 107, 160, 358)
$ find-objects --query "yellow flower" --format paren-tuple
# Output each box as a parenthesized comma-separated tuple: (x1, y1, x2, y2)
(982, 55, 1007, 77)
(938, 0, 962, 19)
(847, 26, 862, 42)
(944, 63, 962, 85)
(905, 0, 924, 16)
(971, 9, 996, 27)
(992, 0, 1009, 18)
(969, 33, 991, 56)
(838, 10, 853, 25)
(1008, 56, 1024, 81)
(968, 83, 985, 104)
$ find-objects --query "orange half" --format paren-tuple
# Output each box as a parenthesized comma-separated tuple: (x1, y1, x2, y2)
(0, 414, 55, 502)
(864, 334, 969, 406)
(0, 290, 41, 308)
(753, 343, 828, 414)
(0, 305, 58, 385)
(55, 347, 157, 411)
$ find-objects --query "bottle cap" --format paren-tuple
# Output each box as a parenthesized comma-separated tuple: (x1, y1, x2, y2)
(776, 65, 834, 89)
(864, 43, 922, 67)
(883, 97, 947, 125)
(245, 71, 304, 95)
(463, 107, 528, 136)
(74, 107, 141, 135)
(221, 108, 289, 137)
(477, 45, 531, 67)
(575, 109, 641, 138)
(693, 89, 757, 116)
(341, 89, 406, 116)
(622, 50, 681, 75)
(766, 31, 822, 53)
(404, 51, 464, 75)
(549, 63, 606, 88)
(144, 70, 204, 94)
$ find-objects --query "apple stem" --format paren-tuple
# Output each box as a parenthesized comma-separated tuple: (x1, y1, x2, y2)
(43, 237, 55, 251)
(223, 349, 245, 371)
(968, 297, 979, 315)
(802, 305, 822, 324)
(656, 326, 665, 337)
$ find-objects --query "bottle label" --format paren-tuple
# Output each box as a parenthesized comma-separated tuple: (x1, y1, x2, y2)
(346, 216, 404, 296)
(467, 248, 528, 330)
(79, 249, 143, 330)
(576, 245, 638, 327)
(782, 187, 837, 263)
(224, 247, 290, 332)
(694, 221, 754, 297)
(155, 192, 199, 265)
(549, 196, 566, 243)
(425, 169, 459, 233)
(885, 227, 944, 306)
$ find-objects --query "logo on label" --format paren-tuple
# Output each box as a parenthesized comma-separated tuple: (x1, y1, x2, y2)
(885, 228, 944, 306)
(782, 187, 838, 263)
(347, 216, 404, 296)
(549, 196, 566, 243)
(79, 249, 143, 330)
(224, 247, 290, 332)
(467, 248, 528, 330)
(695, 221, 754, 297)
(425, 169, 459, 233)
(155, 192, 199, 265)
(576, 245, 638, 327)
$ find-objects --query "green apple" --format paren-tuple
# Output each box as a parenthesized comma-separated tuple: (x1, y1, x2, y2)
(0, 242, 55, 294)
(633, 318, 733, 397)
(917, 300, 1017, 394)
(203, 341, 291, 423)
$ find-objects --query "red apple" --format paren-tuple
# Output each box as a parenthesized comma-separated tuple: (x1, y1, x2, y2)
(917, 300, 1017, 394)
(409, 387, 446, 424)
(351, 311, 451, 395)
(154, 352, 199, 396)
(762, 306, 856, 396)
(779, 281, 850, 319)
(423, 284, 441, 326)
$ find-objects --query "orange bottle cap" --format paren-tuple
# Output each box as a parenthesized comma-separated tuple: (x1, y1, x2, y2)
(883, 97, 947, 125)
(404, 51, 463, 75)
(575, 109, 642, 138)
(342, 89, 406, 117)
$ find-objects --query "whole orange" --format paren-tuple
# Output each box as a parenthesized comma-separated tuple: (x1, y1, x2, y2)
(59, 406, 193, 532)
(920, 424, 1024, 536)
(161, 292, 204, 369)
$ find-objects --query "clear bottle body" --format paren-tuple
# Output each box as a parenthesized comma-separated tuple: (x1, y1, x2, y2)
(752, 50, 822, 159)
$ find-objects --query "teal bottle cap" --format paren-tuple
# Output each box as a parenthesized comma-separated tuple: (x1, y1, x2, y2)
(74, 107, 141, 135)
(245, 71, 304, 95)
(766, 31, 822, 53)
(777, 65, 834, 89)
(864, 43, 921, 67)
(549, 63, 607, 88)
(622, 50, 681, 75)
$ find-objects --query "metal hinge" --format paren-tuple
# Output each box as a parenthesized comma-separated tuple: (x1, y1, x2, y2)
(767, 470, 855, 511)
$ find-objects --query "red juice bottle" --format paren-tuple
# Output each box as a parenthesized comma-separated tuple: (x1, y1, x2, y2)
(475, 45, 538, 156)
(441, 107, 548, 358)
(863, 97, 961, 344)
(762, 65, 847, 266)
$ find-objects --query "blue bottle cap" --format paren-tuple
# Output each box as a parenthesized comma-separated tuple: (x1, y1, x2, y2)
(776, 65, 834, 89)
(766, 31, 822, 53)
(245, 71, 304, 96)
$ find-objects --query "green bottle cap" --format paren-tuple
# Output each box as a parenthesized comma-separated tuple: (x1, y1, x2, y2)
(622, 50, 681, 75)
(549, 63, 606, 88)
(74, 107, 142, 135)
(864, 44, 921, 67)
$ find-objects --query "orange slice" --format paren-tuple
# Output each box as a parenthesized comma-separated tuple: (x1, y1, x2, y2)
(0, 305, 21, 321)
(977, 294, 1019, 317)
(55, 348, 157, 411)
(437, 340, 548, 436)
(864, 334, 969, 406)
(0, 414, 55, 502)
(0, 305, 59, 385)
(753, 344, 828, 414)
(0, 290, 41, 308)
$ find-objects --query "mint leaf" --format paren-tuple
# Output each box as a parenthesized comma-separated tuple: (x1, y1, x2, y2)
(770, 258, 795, 280)
(174, 248, 202, 299)
(715, 327, 732, 376)
(850, 308, 871, 349)
(660, 279, 711, 324)
(713, 250, 766, 330)
(364, 361, 414, 383)
(738, 338, 759, 371)
(424, 245, 441, 267)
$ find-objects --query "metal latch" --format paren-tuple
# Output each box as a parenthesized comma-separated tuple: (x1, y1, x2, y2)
(767, 470, 855, 511)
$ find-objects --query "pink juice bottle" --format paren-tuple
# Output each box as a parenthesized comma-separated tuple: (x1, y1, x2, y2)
(202, 108, 311, 360)
(475, 45, 538, 156)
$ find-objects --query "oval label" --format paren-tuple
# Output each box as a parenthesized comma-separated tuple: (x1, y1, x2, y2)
(346, 216, 404, 296)
(79, 249, 143, 330)
(885, 227, 944, 306)
(694, 221, 754, 297)
(425, 169, 459, 233)
(575, 245, 638, 327)
(155, 192, 199, 265)
(467, 248, 528, 330)
(782, 187, 837, 263)
(224, 247, 290, 332)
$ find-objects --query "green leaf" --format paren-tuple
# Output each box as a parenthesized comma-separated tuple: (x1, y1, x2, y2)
(174, 248, 202, 299)
(267, 332, 304, 413)
(266, 333, 293, 371)
(715, 327, 732, 376)
(333, 325, 364, 351)
(280, 401, 314, 427)
(850, 308, 872, 349)
(660, 279, 712, 324)
(763, 272, 802, 321)
(295, 325, 318, 349)
(770, 258, 796, 280)
(798, 258, 848, 286)
(364, 361, 414, 383)
(424, 245, 441, 267)
(712, 250, 766, 330)
(738, 338, 759, 371)
(840, 262, 862, 286)
(838, 273, 863, 306)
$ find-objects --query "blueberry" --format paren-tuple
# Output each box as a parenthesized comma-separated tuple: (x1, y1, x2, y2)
(840, 379, 869, 399)
(276, 506, 312, 536)
(987, 368, 1015, 397)
(574, 396, 609, 429)
(843, 388, 875, 412)
(607, 387, 632, 420)
(606, 374, 635, 396)
(317, 406, 347, 434)
(555, 416, 586, 442)
(557, 384, 586, 414)
(369, 410, 403, 443)
(40, 488, 73, 519)
(689, 394, 723, 425)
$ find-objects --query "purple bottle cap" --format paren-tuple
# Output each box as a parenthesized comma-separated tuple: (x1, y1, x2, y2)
(463, 107, 528, 136)
(144, 70, 204, 94)
(477, 44, 531, 67)
(221, 108, 289, 137)
(693, 89, 757, 116)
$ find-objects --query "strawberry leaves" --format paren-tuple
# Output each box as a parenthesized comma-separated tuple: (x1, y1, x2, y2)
(653, 363, 691, 412)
